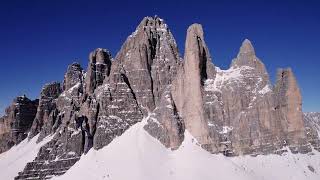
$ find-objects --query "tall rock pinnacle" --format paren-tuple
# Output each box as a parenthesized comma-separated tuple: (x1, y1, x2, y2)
(85, 48, 112, 94)
(274, 68, 306, 145)
(29, 82, 62, 139)
(173, 23, 217, 152)
(63, 62, 83, 91)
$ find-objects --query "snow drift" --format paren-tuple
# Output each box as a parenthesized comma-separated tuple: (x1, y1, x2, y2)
(52, 119, 320, 180)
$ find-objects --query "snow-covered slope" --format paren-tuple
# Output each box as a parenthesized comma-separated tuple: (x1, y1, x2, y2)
(0, 134, 53, 179)
(53, 118, 320, 180)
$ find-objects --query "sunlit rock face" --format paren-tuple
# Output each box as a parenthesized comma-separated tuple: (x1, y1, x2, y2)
(170, 25, 314, 156)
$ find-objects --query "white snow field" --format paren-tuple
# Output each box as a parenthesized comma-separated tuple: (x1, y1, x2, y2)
(53, 119, 320, 180)
(0, 134, 53, 179)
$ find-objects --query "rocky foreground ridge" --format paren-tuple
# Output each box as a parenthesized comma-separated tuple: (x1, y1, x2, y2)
(0, 16, 319, 179)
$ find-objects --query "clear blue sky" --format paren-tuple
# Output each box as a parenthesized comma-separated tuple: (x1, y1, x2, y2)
(0, 0, 319, 114)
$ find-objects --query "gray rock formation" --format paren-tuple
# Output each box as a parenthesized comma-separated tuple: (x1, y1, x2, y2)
(85, 48, 112, 94)
(171, 24, 217, 152)
(173, 26, 314, 155)
(16, 64, 84, 179)
(0, 95, 38, 153)
(114, 16, 181, 114)
(273, 68, 310, 153)
(63, 62, 83, 91)
(144, 87, 184, 150)
(29, 82, 62, 140)
(0, 16, 318, 179)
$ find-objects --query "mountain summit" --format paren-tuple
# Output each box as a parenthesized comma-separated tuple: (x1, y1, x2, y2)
(0, 16, 319, 180)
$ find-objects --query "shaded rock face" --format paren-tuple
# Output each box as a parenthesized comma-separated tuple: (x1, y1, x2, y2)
(29, 82, 62, 140)
(63, 62, 83, 91)
(144, 87, 184, 150)
(114, 16, 181, 114)
(92, 68, 143, 150)
(0, 96, 38, 153)
(85, 48, 112, 94)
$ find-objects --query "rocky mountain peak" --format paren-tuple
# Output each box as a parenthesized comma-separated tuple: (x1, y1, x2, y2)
(231, 39, 259, 68)
(230, 39, 269, 83)
(85, 48, 112, 94)
(63, 62, 83, 91)
(0, 95, 38, 153)
(40, 82, 62, 99)
(239, 38, 255, 55)
(133, 16, 168, 36)
(186, 23, 204, 40)
(184, 23, 215, 81)
(113, 16, 181, 113)
(89, 48, 112, 64)
(0, 16, 319, 180)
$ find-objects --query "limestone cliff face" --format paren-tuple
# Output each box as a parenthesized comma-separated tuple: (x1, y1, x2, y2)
(169, 25, 312, 155)
(114, 16, 181, 114)
(0, 96, 38, 153)
(208, 39, 278, 155)
(85, 48, 112, 94)
(29, 82, 62, 140)
(0, 16, 318, 179)
(172, 24, 217, 152)
(63, 63, 83, 91)
(274, 69, 306, 145)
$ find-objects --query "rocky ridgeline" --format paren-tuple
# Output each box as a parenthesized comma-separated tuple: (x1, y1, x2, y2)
(0, 16, 319, 179)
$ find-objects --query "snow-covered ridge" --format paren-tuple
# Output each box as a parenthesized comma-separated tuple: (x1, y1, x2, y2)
(52, 118, 320, 180)
(205, 65, 254, 92)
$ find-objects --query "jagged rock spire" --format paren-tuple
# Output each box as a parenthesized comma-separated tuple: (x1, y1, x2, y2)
(239, 39, 255, 56)
(113, 16, 181, 114)
(232, 38, 258, 68)
(63, 62, 83, 91)
(85, 48, 112, 94)
(231, 38, 269, 81)
(184, 23, 215, 80)
(173, 23, 216, 151)
(29, 82, 61, 139)
(274, 68, 306, 144)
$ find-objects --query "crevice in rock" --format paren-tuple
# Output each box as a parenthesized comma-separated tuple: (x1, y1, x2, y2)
(121, 73, 137, 102)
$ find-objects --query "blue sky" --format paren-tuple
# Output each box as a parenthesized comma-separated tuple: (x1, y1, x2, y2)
(0, 0, 319, 114)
